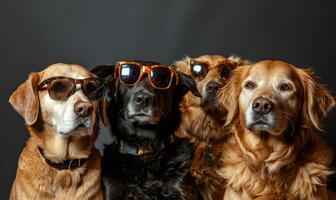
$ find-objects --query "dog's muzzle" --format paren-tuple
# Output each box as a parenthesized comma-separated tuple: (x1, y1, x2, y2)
(202, 81, 222, 105)
(128, 91, 159, 124)
(247, 97, 275, 131)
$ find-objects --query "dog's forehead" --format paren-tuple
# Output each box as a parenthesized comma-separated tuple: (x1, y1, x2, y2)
(40, 63, 94, 80)
(195, 55, 226, 66)
(247, 61, 296, 81)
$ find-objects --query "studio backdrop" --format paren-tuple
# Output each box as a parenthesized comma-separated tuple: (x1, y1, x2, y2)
(1, 0, 336, 199)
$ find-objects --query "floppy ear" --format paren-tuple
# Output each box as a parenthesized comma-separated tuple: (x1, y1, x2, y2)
(219, 66, 247, 126)
(91, 65, 115, 127)
(98, 97, 110, 127)
(9, 72, 40, 125)
(177, 72, 202, 97)
(298, 68, 335, 131)
(90, 64, 115, 78)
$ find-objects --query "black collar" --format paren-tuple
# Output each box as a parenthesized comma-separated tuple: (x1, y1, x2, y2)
(116, 136, 174, 156)
(37, 147, 89, 170)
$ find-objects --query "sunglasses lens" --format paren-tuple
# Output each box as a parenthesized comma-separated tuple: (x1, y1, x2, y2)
(191, 63, 208, 78)
(120, 64, 141, 84)
(84, 79, 105, 100)
(218, 64, 234, 78)
(49, 78, 74, 101)
(150, 67, 172, 88)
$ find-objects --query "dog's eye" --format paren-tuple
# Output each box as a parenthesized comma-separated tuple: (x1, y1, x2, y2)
(191, 63, 209, 78)
(280, 83, 293, 91)
(244, 81, 256, 89)
(51, 81, 66, 92)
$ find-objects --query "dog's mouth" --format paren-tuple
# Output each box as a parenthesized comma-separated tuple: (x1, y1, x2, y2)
(73, 118, 90, 130)
(128, 113, 160, 125)
(74, 123, 87, 130)
(248, 120, 272, 131)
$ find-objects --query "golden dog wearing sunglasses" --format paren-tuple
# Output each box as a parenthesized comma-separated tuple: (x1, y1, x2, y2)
(217, 60, 335, 200)
(175, 55, 250, 200)
(9, 63, 105, 200)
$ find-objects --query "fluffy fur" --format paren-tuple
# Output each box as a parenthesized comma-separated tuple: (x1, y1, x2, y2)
(217, 60, 335, 200)
(91, 61, 201, 200)
(175, 55, 250, 200)
(9, 64, 103, 200)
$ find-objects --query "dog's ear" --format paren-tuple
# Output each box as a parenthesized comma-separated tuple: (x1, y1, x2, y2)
(220, 66, 247, 126)
(9, 72, 40, 125)
(297, 68, 335, 131)
(177, 72, 201, 98)
(91, 65, 115, 127)
(99, 97, 110, 127)
(90, 64, 115, 79)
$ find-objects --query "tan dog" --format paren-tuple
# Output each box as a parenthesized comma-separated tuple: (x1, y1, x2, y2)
(175, 55, 250, 200)
(9, 63, 105, 200)
(217, 60, 335, 200)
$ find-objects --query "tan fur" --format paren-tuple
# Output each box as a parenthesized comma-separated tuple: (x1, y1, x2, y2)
(175, 55, 251, 200)
(9, 63, 103, 200)
(217, 60, 335, 200)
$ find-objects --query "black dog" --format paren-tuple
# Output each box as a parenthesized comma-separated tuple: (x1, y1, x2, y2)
(92, 61, 201, 200)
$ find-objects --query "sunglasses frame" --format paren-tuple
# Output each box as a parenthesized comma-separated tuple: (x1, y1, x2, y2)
(37, 76, 107, 101)
(114, 61, 179, 89)
(189, 59, 236, 80)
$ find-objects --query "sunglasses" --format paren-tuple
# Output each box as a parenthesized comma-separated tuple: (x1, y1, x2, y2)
(114, 61, 179, 89)
(190, 60, 235, 80)
(37, 76, 106, 101)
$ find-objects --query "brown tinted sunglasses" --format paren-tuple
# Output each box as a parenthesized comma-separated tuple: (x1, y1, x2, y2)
(37, 76, 106, 101)
(190, 60, 236, 80)
(114, 61, 179, 89)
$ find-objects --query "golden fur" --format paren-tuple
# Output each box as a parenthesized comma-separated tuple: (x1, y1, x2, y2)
(175, 55, 250, 200)
(9, 63, 103, 200)
(217, 60, 335, 200)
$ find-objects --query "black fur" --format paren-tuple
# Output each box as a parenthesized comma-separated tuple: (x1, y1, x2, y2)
(91, 62, 200, 200)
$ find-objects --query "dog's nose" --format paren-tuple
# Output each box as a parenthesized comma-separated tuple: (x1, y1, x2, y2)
(74, 101, 93, 117)
(206, 82, 221, 94)
(134, 92, 153, 108)
(252, 97, 274, 114)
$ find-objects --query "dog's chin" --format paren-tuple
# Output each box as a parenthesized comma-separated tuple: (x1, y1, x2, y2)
(57, 123, 92, 136)
(247, 121, 273, 133)
(128, 114, 160, 126)
(200, 97, 221, 108)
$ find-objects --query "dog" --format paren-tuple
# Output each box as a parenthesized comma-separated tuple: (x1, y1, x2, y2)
(217, 60, 335, 200)
(91, 61, 201, 200)
(9, 63, 106, 200)
(175, 55, 250, 200)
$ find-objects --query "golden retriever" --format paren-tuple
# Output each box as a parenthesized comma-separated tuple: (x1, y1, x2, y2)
(9, 63, 106, 200)
(217, 60, 335, 200)
(175, 55, 250, 200)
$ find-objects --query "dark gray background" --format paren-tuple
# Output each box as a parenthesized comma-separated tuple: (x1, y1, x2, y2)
(1, 0, 336, 198)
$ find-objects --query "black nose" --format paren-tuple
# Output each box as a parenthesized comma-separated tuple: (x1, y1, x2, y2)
(206, 82, 221, 94)
(252, 97, 274, 114)
(74, 101, 93, 117)
(134, 92, 153, 108)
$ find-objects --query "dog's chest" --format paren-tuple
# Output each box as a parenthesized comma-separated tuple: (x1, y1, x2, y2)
(103, 145, 164, 183)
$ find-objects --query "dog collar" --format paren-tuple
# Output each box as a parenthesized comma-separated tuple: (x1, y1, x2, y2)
(37, 147, 88, 170)
(116, 136, 174, 156)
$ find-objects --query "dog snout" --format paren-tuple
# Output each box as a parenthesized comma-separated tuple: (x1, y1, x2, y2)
(252, 97, 274, 115)
(74, 101, 93, 118)
(134, 92, 153, 109)
(206, 82, 221, 94)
